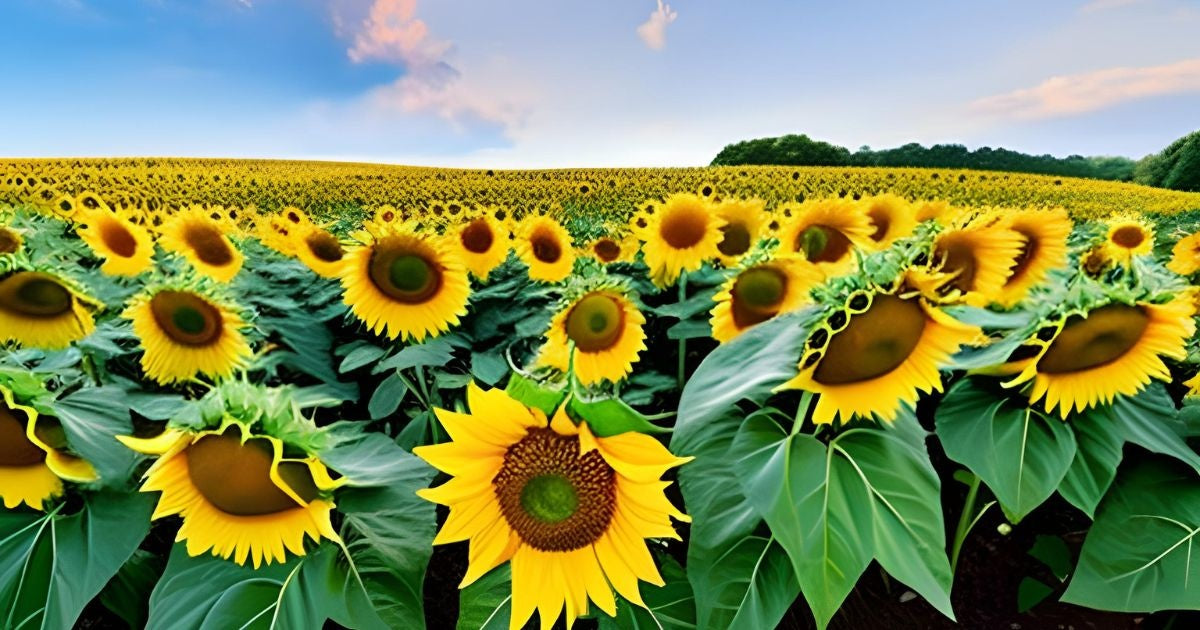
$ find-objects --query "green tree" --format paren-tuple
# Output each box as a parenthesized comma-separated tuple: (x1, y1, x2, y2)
(1136, 130, 1200, 192)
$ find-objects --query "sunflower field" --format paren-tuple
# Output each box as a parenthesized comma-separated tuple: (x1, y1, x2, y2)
(1, 159, 1200, 629)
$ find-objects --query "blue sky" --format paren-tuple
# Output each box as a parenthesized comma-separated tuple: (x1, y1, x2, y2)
(1, 0, 1198, 167)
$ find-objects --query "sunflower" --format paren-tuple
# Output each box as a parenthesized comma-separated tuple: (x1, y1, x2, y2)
(913, 200, 955, 223)
(1102, 213, 1154, 263)
(281, 206, 314, 229)
(450, 212, 511, 281)
(712, 198, 766, 267)
(0, 386, 98, 510)
(340, 226, 470, 341)
(913, 223, 1026, 306)
(1002, 296, 1196, 419)
(776, 199, 874, 277)
(292, 225, 347, 279)
(158, 207, 244, 282)
(119, 421, 341, 568)
(637, 193, 724, 287)
(0, 225, 21, 256)
(0, 270, 96, 349)
(779, 290, 981, 424)
(517, 216, 575, 283)
(538, 289, 647, 385)
(414, 385, 691, 630)
(710, 258, 822, 343)
(76, 207, 156, 276)
(124, 286, 252, 385)
(858, 194, 918, 250)
(1167, 231, 1200, 276)
(582, 234, 637, 265)
(993, 208, 1073, 307)
(256, 214, 299, 257)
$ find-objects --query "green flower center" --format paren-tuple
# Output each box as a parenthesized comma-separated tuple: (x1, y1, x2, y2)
(520, 474, 579, 523)
(149, 291, 224, 346)
(731, 267, 788, 328)
(797, 225, 852, 263)
(717, 222, 751, 257)
(813, 295, 927, 385)
(565, 293, 624, 352)
(1038, 304, 1150, 374)
(0, 272, 74, 318)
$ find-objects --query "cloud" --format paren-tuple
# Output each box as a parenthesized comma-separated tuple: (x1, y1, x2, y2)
(637, 0, 676, 50)
(346, 0, 450, 66)
(1078, 0, 1147, 13)
(970, 57, 1200, 119)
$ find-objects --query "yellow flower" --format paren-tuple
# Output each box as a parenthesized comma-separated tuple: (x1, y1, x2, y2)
(1102, 213, 1155, 263)
(779, 290, 980, 424)
(0, 270, 96, 349)
(516, 216, 575, 283)
(713, 198, 766, 267)
(776, 199, 874, 277)
(158, 206, 244, 282)
(0, 386, 98, 510)
(0, 225, 22, 256)
(119, 422, 341, 568)
(1167, 231, 1200, 276)
(292, 225, 348, 279)
(1003, 296, 1196, 419)
(858, 194, 917, 250)
(538, 289, 647, 385)
(581, 234, 637, 265)
(414, 385, 691, 630)
(914, 222, 1026, 306)
(993, 208, 1073, 307)
(637, 193, 724, 287)
(76, 207, 156, 276)
(710, 258, 822, 343)
(450, 212, 511, 281)
(124, 287, 252, 385)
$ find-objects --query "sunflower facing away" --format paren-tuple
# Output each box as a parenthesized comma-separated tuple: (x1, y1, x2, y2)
(912, 221, 1026, 307)
(414, 385, 691, 630)
(1167, 230, 1200, 276)
(517, 216, 576, 283)
(1002, 295, 1196, 418)
(451, 212, 511, 281)
(124, 286, 252, 385)
(637, 193, 724, 287)
(776, 199, 875, 277)
(710, 258, 822, 343)
(0, 386, 98, 510)
(0, 269, 97, 349)
(76, 206, 156, 276)
(779, 289, 981, 424)
(0, 225, 21, 255)
(292, 224, 347, 279)
(993, 208, 1073, 307)
(1102, 213, 1155, 264)
(712, 198, 766, 267)
(858, 194, 918, 250)
(340, 226, 470, 341)
(538, 288, 647, 385)
(158, 206, 244, 282)
(119, 421, 341, 567)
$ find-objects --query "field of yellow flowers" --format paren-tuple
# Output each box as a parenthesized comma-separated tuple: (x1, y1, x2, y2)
(1, 158, 1199, 629)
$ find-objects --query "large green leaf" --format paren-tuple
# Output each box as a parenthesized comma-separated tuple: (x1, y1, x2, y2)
(671, 310, 816, 629)
(599, 554, 696, 630)
(1062, 460, 1200, 612)
(98, 549, 164, 628)
(47, 386, 139, 485)
(568, 394, 669, 438)
(1057, 403, 1126, 518)
(936, 378, 1076, 522)
(457, 565, 512, 630)
(0, 491, 154, 630)
(1115, 384, 1200, 475)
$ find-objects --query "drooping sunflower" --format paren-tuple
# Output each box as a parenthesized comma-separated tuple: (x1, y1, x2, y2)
(0, 225, 21, 256)
(637, 193, 724, 287)
(538, 288, 647, 385)
(0, 269, 97, 349)
(292, 225, 347, 279)
(1002, 296, 1196, 419)
(779, 289, 981, 424)
(581, 234, 637, 265)
(1102, 213, 1155, 264)
(712, 198, 766, 267)
(1167, 230, 1200, 276)
(0, 385, 98, 510)
(776, 198, 875, 277)
(340, 226, 470, 341)
(450, 212, 511, 281)
(76, 207, 156, 276)
(993, 208, 1073, 307)
(517, 216, 575, 283)
(158, 207, 244, 282)
(414, 385, 691, 630)
(911, 222, 1026, 307)
(124, 285, 252, 385)
(858, 194, 918, 250)
(710, 258, 822, 343)
(119, 420, 341, 568)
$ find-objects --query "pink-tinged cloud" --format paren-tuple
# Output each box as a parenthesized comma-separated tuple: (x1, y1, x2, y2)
(347, 0, 450, 66)
(971, 58, 1200, 119)
(637, 0, 677, 50)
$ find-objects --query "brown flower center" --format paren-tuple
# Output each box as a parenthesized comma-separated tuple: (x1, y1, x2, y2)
(150, 291, 224, 347)
(814, 295, 927, 384)
(305, 231, 344, 263)
(731, 267, 787, 328)
(1006, 228, 1040, 286)
(937, 237, 979, 293)
(796, 225, 853, 264)
(1110, 226, 1146, 249)
(0, 404, 46, 467)
(1038, 304, 1149, 374)
(493, 428, 616, 551)
(368, 245, 443, 304)
(565, 293, 625, 352)
(461, 219, 495, 254)
(659, 206, 708, 249)
(866, 208, 891, 242)
(717, 222, 752, 257)
(99, 216, 139, 258)
(530, 228, 563, 263)
(182, 222, 234, 266)
(186, 432, 319, 516)
(592, 238, 621, 262)
(0, 272, 74, 318)
(0, 228, 22, 254)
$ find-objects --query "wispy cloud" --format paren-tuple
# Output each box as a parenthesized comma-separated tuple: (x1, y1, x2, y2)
(971, 57, 1200, 119)
(637, 0, 677, 51)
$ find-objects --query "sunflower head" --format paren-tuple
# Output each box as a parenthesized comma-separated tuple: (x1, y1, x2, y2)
(415, 384, 690, 630)
(159, 206, 245, 282)
(0, 384, 98, 510)
(517, 215, 576, 283)
(710, 258, 822, 343)
(124, 283, 253, 385)
(77, 207, 156, 276)
(0, 268, 97, 350)
(1167, 230, 1200, 276)
(0, 226, 23, 256)
(713, 198, 766, 267)
(777, 198, 874, 277)
(858, 194, 918, 250)
(637, 193, 724, 287)
(292, 225, 347, 279)
(914, 223, 1026, 306)
(993, 208, 1073, 307)
(538, 286, 647, 386)
(1103, 213, 1155, 263)
(582, 234, 637, 265)
(281, 206, 313, 229)
(341, 225, 470, 341)
(451, 211, 511, 281)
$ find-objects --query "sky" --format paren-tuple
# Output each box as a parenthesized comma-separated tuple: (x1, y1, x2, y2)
(0, 0, 1198, 167)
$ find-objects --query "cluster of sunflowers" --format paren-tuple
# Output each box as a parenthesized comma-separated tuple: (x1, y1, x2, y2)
(1, 178, 1199, 629)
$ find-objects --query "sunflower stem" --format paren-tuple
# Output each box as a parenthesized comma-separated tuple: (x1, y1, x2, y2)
(676, 271, 688, 390)
(950, 471, 984, 575)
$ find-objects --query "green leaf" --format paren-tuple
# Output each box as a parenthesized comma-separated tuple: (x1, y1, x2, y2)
(1058, 404, 1125, 518)
(936, 378, 1077, 522)
(99, 549, 164, 629)
(47, 386, 139, 486)
(372, 338, 456, 374)
(1062, 459, 1200, 612)
(320, 426, 431, 488)
(368, 373, 409, 420)
(457, 565, 512, 630)
(569, 395, 669, 438)
(1027, 535, 1071, 581)
(339, 345, 387, 373)
(504, 372, 565, 417)
(125, 392, 190, 421)
(672, 310, 817, 629)
(1179, 398, 1200, 437)
(470, 349, 510, 386)
(667, 319, 712, 341)
(599, 554, 696, 629)
(1016, 577, 1055, 613)
(1115, 384, 1200, 475)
